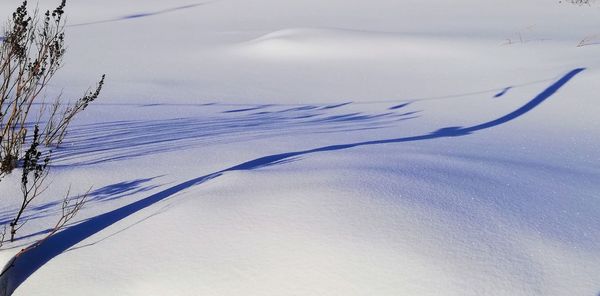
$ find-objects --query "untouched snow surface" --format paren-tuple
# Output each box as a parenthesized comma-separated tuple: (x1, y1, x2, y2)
(0, 0, 599, 295)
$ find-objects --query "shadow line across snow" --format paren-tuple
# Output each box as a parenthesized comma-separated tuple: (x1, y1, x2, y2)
(0, 68, 585, 296)
(68, 2, 217, 27)
(52, 106, 413, 167)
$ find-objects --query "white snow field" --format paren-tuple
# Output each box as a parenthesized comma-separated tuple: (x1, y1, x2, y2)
(0, 0, 599, 295)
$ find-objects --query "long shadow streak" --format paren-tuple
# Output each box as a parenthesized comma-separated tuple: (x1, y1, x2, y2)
(68, 2, 216, 27)
(0, 68, 585, 296)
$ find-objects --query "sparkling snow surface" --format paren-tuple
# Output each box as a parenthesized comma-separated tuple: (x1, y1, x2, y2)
(0, 1, 599, 295)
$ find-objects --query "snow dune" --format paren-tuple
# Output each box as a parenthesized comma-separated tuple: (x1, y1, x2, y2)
(235, 28, 467, 60)
(0, 0, 599, 295)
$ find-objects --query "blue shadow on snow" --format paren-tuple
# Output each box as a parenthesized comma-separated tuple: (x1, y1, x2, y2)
(68, 2, 215, 27)
(0, 68, 585, 296)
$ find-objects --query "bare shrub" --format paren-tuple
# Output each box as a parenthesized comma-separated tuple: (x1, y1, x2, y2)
(577, 33, 600, 47)
(0, 226, 6, 249)
(561, 0, 594, 5)
(0, 1, 105, 245)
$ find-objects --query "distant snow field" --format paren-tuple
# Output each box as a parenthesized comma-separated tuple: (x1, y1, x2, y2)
(0, 0, 599, 295)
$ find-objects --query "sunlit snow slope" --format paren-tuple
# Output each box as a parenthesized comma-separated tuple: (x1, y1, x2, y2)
(0, 0, 599, 295)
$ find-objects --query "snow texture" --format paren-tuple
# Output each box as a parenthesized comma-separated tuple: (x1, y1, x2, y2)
(0, 0, 599, 295)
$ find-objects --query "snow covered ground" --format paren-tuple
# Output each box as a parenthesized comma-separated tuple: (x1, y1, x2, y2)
(0, 0, 599, 295)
